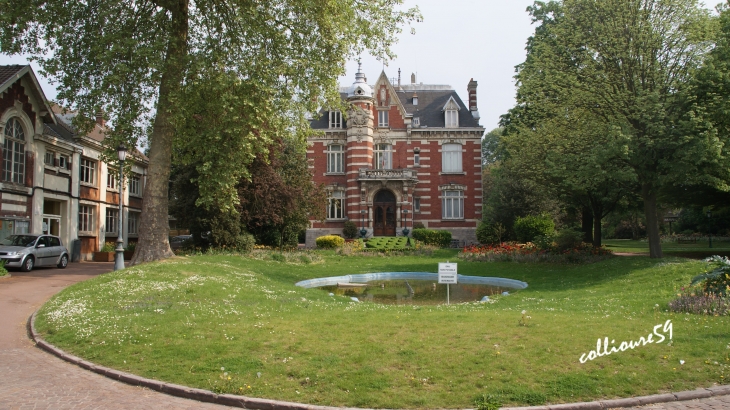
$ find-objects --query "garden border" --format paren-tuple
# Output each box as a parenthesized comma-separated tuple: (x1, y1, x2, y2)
(28, 310, 730, 410)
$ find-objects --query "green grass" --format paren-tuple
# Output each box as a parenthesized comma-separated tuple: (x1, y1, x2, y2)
(604, 239, 730, 256)
(35, 250, 730, 408)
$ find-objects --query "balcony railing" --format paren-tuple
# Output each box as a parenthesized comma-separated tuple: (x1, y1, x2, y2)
(358, 168, 418, 180)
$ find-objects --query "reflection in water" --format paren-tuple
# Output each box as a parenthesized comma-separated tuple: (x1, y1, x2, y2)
(320, 280, 507, 305)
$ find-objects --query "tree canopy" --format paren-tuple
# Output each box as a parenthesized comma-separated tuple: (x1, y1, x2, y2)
(1, 0, 420, 263)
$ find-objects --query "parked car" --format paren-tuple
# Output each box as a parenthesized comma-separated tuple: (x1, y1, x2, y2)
(0, 234, 70, 271)
(170, 234, 193, 250)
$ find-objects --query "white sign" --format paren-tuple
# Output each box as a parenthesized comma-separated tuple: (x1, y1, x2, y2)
(438, 262, 458, 284)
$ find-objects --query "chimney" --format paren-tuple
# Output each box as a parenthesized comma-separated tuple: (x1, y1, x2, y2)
(398, 68, 401, 87)
(96, 110, 105, 127)
(411, 72, 416, 84)
(467, 78, 480, 121)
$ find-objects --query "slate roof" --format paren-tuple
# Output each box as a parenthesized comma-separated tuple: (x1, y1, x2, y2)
(310, 87, 480, 130)
(0, 65, 26, 92)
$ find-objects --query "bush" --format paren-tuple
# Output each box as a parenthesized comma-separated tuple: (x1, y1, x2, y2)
(514, 214, 554, 243)
(0, 260, 7, 276)
(476, 222, 506, 244)
(412, 229, 452, 248)
(342, 220, 358, 239)
(234, 233, 256, 252)
(100, 242, 116, 252)
(413, 222, 426, 230)
(125, 242, 137, 252)
(555, 228, 584, 251)
(316, 235, 345, 249)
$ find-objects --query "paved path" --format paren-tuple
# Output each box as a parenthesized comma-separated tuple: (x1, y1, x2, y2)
(0, 262, 727, 410)
(0, 263, 233, 410)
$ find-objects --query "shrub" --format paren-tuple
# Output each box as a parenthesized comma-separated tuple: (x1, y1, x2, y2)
(514, 214, 554, 243)
(342, 220, 358, 239)
(0, 260, 7, 276)
(100, 242, 116, 252)
(234, 233, 256, 252)
(476, 222, 506, 244)
(691, 256, 730, 297)
(555, 228, 584, 251)
(413, 222, 426, 230)
(412, 229, 452, 248)
(316, 235, 345, 249)
(124, 242, 137, 252)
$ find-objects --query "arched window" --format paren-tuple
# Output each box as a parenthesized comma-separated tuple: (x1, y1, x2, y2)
(3, 117, 26, 184)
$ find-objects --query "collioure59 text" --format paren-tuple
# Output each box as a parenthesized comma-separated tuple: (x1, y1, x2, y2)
(579, 320, 673, 363)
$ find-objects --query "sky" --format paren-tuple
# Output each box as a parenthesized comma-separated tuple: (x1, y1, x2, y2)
(0, 1, 539, 132)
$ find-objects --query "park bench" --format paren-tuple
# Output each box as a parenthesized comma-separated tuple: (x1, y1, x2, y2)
(677, 237, 697, 244)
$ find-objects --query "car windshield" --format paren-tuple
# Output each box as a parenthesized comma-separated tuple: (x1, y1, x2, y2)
(0, 235, 38, 247)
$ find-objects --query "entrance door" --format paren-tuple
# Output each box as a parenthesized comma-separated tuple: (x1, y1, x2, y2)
(42, 217, 60, 236)
(373, 190, 397, 236)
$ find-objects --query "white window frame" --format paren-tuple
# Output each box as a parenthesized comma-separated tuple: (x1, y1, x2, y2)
(413, 117, 420, 127)
(445, 109, 459, 128)
(129, 173, 141, 196)
(3, 117, 25, 185)
(80, 158, 96, 185)
(79, 205, 94, 232)
(329, 111, 342, 129)
(327, 144, 344, 174)
(44, 151, 55, 166)
(105, 208, 119, 234)
(327, 190, 345, 220)
(107, 172, 117, 190)
(442, 143, 463, 173)
(442, 190, 465, 220)
(59, 154, 68, 169)
(414, 198, 421, 212)
(128, 211, 139, 235)
(373, 143, 392, 170)
(378, 110, 389, 128)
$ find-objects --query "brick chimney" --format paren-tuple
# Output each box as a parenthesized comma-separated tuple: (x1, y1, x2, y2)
(96, 110, 105, 127)
(467, 78, 480, 121)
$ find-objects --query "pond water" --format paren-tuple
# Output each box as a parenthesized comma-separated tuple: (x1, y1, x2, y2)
(322, 280, 508, 305)
(295, 272, 528, 306)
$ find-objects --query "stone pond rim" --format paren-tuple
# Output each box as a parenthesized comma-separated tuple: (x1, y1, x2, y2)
(295, 272, 528, 290)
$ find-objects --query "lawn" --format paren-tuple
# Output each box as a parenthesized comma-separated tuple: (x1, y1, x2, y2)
(604, 239, 730, 257)
(35, 250, 730, 408)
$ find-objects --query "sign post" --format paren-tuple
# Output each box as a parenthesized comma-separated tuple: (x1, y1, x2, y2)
(438, 262, 458, 305)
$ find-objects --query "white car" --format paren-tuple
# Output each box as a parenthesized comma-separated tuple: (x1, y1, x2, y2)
(0, 234, 70, 271)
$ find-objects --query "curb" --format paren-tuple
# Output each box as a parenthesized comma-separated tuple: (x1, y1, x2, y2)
(28, 311, 730, 410)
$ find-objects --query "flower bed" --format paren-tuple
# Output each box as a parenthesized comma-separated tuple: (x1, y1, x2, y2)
(459, 242, 613, 263)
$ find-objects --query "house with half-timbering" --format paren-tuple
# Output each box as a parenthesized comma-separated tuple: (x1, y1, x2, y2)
(305, 65, 484, 247)
(0, 64, 148, 260)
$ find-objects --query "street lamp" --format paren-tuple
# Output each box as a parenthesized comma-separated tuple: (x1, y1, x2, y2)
(114, 144, 127, 271)
(707, 210, 713, 249)
(360, 209, 367, 238)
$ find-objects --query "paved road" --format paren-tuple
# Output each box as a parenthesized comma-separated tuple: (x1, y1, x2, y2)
(0, 262, 727, 410)
(0, 263, 233, 410)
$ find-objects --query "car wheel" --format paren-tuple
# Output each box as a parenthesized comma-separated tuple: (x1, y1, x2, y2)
(57, 254, 69, 269)
(21, 256, 34, 272)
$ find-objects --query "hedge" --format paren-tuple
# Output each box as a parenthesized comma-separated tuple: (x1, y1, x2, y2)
(411, 229, 452, 247)
(316, 235, 345, 249)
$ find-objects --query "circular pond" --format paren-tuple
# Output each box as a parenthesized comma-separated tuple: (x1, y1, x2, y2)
(295, 272, 528, 305)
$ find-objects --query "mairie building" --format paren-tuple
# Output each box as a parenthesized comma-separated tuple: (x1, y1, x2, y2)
(306, 65, 484, 247)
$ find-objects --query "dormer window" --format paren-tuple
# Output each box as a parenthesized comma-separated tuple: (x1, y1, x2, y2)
(412, 92, 418, 106)
(442, 96, 461, 128)
(329, 111, 342, 129)
(413, 117, 420, 127)
(445, 110, 458, 128)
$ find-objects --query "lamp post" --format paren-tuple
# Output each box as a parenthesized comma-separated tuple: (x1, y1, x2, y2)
(360, 209, 367, 238)
(402, 209, 409, 237)
(114, 144, 127, 271)
(707, 210, 713, 249)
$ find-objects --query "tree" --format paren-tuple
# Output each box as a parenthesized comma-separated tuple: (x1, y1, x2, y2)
(504, 0, 717, 257)
(1, 0, 420, 264)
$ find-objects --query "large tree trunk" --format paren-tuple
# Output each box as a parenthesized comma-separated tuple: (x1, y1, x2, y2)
(590, 202, 603, 248)
(642, 183, 663, 258)
(130, 0, 189, 265)
(581, 206, 593, 244)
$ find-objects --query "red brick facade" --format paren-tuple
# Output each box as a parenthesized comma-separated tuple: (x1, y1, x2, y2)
(306, 69, 484, 246)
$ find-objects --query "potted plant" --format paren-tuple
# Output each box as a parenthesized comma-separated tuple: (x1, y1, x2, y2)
(124, 242, 136, 260)
(93, 242, 116, 262)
